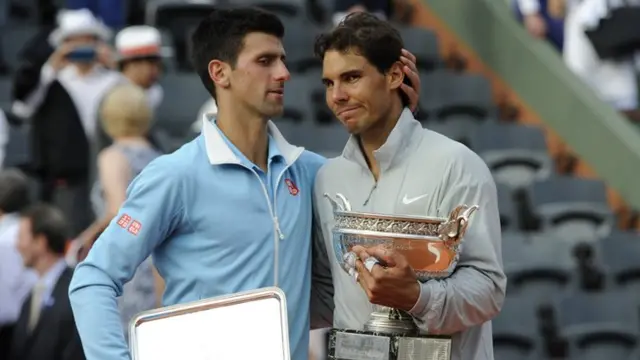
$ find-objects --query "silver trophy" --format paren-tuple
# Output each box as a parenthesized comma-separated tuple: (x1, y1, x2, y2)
(324, 193, 479, 360)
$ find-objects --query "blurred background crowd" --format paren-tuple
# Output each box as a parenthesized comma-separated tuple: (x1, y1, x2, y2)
(0, 0, 639, 360)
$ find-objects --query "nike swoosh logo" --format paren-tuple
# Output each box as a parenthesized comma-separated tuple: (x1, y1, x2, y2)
(402, 193, 429, 204)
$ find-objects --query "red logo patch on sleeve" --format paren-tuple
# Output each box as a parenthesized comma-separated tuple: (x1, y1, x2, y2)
(285, 178, 299, 196)
(128, 221, 142, 236)
(117, 214, 132, 228)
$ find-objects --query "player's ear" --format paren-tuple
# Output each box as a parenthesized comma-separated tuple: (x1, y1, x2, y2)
(386, 61, 404, 91)
(208, 59, 231, 89)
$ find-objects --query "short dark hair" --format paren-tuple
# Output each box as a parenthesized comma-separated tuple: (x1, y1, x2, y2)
(190, 7, 285, 100)
(21, 203, 70, 255)
(0, 169, 30, 214)
(314, 12, 409, 105)
(314, 12, 404, 75)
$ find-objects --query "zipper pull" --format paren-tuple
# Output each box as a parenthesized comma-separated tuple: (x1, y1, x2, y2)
(363, 184, 378, 206)
(274, 217, 285, 240)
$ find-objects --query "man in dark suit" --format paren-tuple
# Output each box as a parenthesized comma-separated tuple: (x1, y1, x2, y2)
(10, 203, 85, 360)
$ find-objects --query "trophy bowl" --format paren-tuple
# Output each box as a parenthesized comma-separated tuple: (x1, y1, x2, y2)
(324, 193, 479, 280)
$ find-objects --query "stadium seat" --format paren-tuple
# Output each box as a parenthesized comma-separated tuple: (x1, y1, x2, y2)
(493, 295, 543, 360)
(291, 122, 348, 157)
(396, 26, 441, 72)
(147, 1, 217, 71)
(1, 25, 39, 71)
(426, 117, 484, 148)
(505, 237, 575, 307)
(304, 69, 333, 123)
(159, 30, 177, 73)
(526, 176, 615, 244)
(156, 73, 210, 138)
(554, 292, 639, 360)
(271, 119, 302, 141)
(280, 17, 322, 73)
(0, 76, 12, 108)
(470, 123, 553, 189)
(217, 0, 306, 18)
(418, 70, 495, 121)
(3, 123, 31, 169)
(501, 232, 531, 270)
(282, 76, 315, 122)
(497, 182, 520, 231)
(599, 231, 640, 293)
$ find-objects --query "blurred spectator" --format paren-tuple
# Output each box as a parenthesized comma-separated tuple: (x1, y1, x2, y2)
(513, 0, 565, 50)
(563, 0, 640, 119)
(10, 203, 85, 360)
(94, 25, 165, 152)
(114, 25, 164, 111)
(332, 0, 391, 25)
(73, 84, 161, 339)
(11, 9, 122, 237)
(0, 169, 36, 357)
(66, 0, 125, 29)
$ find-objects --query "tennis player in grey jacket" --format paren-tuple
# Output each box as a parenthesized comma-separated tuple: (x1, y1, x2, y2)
(310, 13, 507, 360)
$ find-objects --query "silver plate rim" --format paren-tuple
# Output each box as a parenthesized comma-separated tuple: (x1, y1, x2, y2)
(333, 228, 443, 241)
(128, 286, 290, 360)
(333, 210, 449, 224)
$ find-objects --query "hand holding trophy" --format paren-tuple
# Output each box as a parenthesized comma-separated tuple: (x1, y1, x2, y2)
(324, 193, 479, 360)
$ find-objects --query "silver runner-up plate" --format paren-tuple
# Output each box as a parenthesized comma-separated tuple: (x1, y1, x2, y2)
(129, 287, 290, 360)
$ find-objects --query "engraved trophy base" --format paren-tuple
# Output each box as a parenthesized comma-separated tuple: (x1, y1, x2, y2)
(327, 308, 452, 360)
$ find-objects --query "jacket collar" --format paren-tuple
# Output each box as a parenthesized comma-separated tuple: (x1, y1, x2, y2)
(201, 114, 304, 166)
(342, 107, 423, 174)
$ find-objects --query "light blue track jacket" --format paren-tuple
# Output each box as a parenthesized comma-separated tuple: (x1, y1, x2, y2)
(69, 116, 326, 360)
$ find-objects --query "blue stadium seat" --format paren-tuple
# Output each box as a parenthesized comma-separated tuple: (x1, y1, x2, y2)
(3, 122, 31, 169)
(396, 26, 442, 72)
(290, 122, 347, 157)
(147, 1, 217, 71)
(418, 70, 495, 121)
(1, 25, 39, 72)
(493, 295, 543, 360)
(280, 16, 322, 73)
(599, 231, 640, 294)
(283, 75, 315, 123)
(505, 236, 575, 307)
(0, 76, 12, 108)
(470, 123, 553, 190)
(554, 291, 639, 360)
(156, 73, 210, 138)
(425, 118, 480, 148)
(526, 176, 615, 244)
(497, 182, 520, 231)
(217, 0, 306, 18)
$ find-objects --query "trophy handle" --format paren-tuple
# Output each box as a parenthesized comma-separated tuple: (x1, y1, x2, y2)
(438, 205, 479, 246)
(323, 193, 352, 212)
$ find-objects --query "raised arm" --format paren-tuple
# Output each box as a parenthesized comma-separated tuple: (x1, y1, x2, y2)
(75, 148, 131, 255)
(68, 158, 185, 360)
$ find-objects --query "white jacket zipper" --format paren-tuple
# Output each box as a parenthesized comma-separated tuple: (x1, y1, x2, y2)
(250, 149, 304, 287)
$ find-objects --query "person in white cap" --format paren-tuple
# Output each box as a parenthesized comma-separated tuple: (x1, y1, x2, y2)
(11, 8, 122, 238)
(114, 25, 165, 111)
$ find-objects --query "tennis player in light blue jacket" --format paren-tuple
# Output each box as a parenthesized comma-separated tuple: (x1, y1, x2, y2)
(68, 7, 422, 360)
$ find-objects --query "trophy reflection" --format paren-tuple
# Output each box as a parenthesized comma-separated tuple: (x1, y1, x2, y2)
(324, 193, 479, 360)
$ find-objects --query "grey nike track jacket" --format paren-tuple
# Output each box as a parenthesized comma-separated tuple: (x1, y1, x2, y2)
(310, 108, 507, 360)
